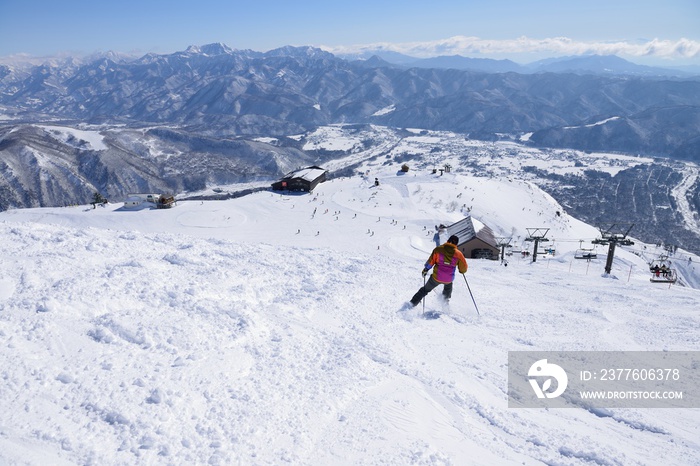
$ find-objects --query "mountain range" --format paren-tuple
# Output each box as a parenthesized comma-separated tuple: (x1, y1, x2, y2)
(1, 44, 699, 158)
(1, 44, 700, 253)
(339, 50, 700, 76)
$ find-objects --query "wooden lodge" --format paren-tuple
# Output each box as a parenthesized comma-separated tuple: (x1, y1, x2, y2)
(441, 216, 500, 260)
(271, 166, 327, 193)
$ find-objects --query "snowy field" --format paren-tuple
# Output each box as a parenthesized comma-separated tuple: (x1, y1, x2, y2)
(0, 166, 698, 465)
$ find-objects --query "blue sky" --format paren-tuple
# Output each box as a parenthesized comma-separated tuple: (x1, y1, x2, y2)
(1, 0, 698, 65)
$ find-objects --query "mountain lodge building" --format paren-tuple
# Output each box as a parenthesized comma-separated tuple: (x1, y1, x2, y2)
(271, 166, 327, 193)
(440, 216, 500, 260)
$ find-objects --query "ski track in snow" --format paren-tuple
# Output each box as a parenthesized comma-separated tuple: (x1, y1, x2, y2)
(0, 168, 699, 465)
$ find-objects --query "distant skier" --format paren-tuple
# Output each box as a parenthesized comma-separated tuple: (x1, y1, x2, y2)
(409, 235, 468, 307)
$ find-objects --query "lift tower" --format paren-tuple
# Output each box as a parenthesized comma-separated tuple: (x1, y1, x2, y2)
(591, 223, 635, 274)
(525, 228, 550, 263)
(495, 237, 513, 264)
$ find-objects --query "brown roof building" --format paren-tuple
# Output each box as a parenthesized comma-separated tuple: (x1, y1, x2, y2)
(442, 216, 500, 260)
(271, 166, 327, 193)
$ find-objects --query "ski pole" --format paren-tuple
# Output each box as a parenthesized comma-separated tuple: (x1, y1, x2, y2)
(422, 274, 426, 315)
(462, 274, 480, 316)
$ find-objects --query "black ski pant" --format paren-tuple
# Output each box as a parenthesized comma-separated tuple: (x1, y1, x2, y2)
(411, 276, 453, 305)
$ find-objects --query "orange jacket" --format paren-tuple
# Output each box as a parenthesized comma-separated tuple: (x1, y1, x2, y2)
(426, 242, 468, 283)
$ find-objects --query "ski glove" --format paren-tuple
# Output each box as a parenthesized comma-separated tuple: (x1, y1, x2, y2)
(422, 267, 430, 277)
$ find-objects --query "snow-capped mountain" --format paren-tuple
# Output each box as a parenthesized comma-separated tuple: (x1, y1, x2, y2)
(0, 157, 698, 465)
(1, 44, 699, 157)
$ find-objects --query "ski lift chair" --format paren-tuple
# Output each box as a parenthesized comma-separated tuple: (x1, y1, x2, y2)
(649, 260, 677, 284)
(575, 240, 597, 260)
(574, 249, 597, 260)
(650, 268, 677, 283)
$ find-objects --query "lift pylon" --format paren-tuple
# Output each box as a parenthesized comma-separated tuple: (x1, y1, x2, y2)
(495, 236, 513, 264)
(525, 228, 550, 263)
(591, 223, 635, 274)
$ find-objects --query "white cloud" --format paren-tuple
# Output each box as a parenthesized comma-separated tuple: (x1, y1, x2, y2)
(323, 36, 700, 61)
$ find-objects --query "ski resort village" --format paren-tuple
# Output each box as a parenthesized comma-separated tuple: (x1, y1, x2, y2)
(0, 131, 699, 465)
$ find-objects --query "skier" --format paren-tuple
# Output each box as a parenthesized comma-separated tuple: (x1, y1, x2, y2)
(409, 235, 468, 307)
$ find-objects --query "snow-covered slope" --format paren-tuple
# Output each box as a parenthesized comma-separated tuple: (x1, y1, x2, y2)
(0, 166, 698, 465)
